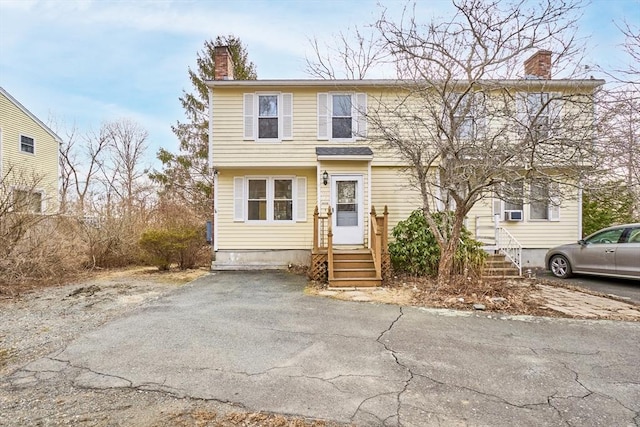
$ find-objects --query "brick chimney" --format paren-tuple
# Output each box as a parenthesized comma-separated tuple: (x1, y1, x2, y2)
(214, 45, 234, 80)
(524, 50, 552, 79)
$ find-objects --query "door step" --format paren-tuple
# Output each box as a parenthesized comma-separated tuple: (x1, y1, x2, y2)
(329, 249, 381, 288)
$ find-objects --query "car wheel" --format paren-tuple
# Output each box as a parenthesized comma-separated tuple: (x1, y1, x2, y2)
(550, 255, 572, 279)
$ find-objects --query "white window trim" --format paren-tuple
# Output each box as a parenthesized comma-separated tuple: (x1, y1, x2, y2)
(330, 92, 355, 142)
(238, 176, 305, 224)
(454, 115, 476, 140)
(318, 92, 367, 142)
(516, 91, 562, 139)
(19, 134, 35, 155)
(244, 92, 293, 143)
(493, 180, 560, 222)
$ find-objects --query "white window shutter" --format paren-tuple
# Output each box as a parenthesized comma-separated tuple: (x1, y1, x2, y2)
(515, 92, 526, 133)
(317, 93, 329, 140)
(549, 182, 560, 222)
(355, 93, 367, 138)
(492, 198, 503, 221)
(234, 177, 245, 221)
(282, 93, 293, 140)
(296, 177, 307, 222)
(474, 92, 487, 138)
(549, 92, 563, 137)
(243, 93, 255, 140)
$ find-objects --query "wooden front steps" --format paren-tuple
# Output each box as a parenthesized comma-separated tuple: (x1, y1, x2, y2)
(330, 249, 381, 288)
(482, 253, 521, 279)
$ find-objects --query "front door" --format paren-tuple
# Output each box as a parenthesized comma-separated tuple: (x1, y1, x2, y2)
(331, 175, 364, 245)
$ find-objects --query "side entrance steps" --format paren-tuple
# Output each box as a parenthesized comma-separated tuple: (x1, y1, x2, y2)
(482, 253, 521, 279)
(329, 249, 381, 288)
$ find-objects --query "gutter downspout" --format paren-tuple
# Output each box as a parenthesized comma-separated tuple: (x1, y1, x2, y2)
(208, 86, 217, 261)
(577, 185, 583, 239)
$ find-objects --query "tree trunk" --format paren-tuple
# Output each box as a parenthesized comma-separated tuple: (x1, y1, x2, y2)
(435, 210, 466, 286)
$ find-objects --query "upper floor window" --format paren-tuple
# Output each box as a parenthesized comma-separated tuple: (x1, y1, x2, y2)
(243, 93, 293, 142)
(318, 92, 367, 141)
(20, 135, 34, 154)
(454, 116, 475, 140)
(258, 95, 278, 139)
(448, 91, 485, 141)
(518, 92, 553, 140)
(332, 95, 353, 139)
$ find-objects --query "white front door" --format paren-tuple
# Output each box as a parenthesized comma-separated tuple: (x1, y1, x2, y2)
(331, 175, 364, 245)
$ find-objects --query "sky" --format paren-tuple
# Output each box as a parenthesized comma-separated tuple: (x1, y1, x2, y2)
(1, 0, 638, 168)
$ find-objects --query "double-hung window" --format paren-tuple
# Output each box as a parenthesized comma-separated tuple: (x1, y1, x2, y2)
(493, 179, 560, 221)
(20, 135, 35, 154)
(258, 95, 278, 139)
(493, 181, 524, 221)
(246, 178, 293, 221)
(454, 115, 475, 140)
(234, 176, 307, 223)
(247, 179, 268, 220)
(517, 92, 551, 140)
(332, 94, 353, 139)
(529, 180, 560, 221)
(317, 92, 367, 141)
(243, 93, 293, 142)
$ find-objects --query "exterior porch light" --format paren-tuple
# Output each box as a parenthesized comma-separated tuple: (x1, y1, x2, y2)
(322, 170, 328, 185)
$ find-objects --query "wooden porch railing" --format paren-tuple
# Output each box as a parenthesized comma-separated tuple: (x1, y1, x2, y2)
(369, 205, 389, 281)
(327, 207, 334, 282)
(313, 206, 330, 251)
(312, 204, 389, 283)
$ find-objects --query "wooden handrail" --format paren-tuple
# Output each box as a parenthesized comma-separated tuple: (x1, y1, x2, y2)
(313, 206, 319, 252)
(327, 206, 334, 281)
(382, 205, 389, 254)
(370, 206, 382, 280)
(313, 205, 330, 250)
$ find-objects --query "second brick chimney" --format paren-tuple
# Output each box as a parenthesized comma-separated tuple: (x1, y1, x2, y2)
(524, 50, 552, 79)
(214, 46, 234, 80)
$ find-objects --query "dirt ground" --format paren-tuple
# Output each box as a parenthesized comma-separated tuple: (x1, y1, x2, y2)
(1, 266, 637, 426)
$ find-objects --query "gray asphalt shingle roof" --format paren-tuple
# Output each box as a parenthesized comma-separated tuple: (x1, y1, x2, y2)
(315, 147, 373, 156)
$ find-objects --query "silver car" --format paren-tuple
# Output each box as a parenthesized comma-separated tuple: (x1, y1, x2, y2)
(545, 223, 640, 280)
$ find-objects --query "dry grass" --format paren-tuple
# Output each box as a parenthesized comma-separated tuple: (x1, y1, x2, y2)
(158, 409, 344, 427)
(393, 274, 551, 316)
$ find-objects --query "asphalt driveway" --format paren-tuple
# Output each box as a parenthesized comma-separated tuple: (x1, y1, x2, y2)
(26, 271, 640, 426)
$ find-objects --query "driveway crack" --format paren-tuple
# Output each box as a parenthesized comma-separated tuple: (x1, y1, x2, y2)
(352, 306, 412, 426)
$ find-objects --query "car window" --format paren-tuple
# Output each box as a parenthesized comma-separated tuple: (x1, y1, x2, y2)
(626, 227, 640, 243)
(585, 228, 625, 244)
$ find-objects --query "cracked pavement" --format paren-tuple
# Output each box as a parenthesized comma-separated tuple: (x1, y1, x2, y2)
(3, 271, 640, 426)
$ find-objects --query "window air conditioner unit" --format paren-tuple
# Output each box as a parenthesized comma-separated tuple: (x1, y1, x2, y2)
(505, 210, 523, 221)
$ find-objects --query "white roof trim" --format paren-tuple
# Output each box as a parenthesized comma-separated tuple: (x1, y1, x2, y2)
(317, 155, 374, 161)
(206, 78, 605, 90)
(0, 86, 63, 144)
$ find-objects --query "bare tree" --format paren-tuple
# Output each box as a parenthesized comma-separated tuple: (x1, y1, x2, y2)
(589, 17, 640, 220)
(309, 0, 599, 285)
(616, 19, 640, 84)
(305, 25, 389, 79)
(57, 124, 110, 215)
(100, 119, 150, 217)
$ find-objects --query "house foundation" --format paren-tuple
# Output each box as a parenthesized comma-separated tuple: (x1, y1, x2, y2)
(211, 249, 311, 271)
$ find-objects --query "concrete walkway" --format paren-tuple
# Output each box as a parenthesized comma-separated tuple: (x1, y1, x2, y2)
(8, 271, 640, 426)
(538, 284, 640, 319)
